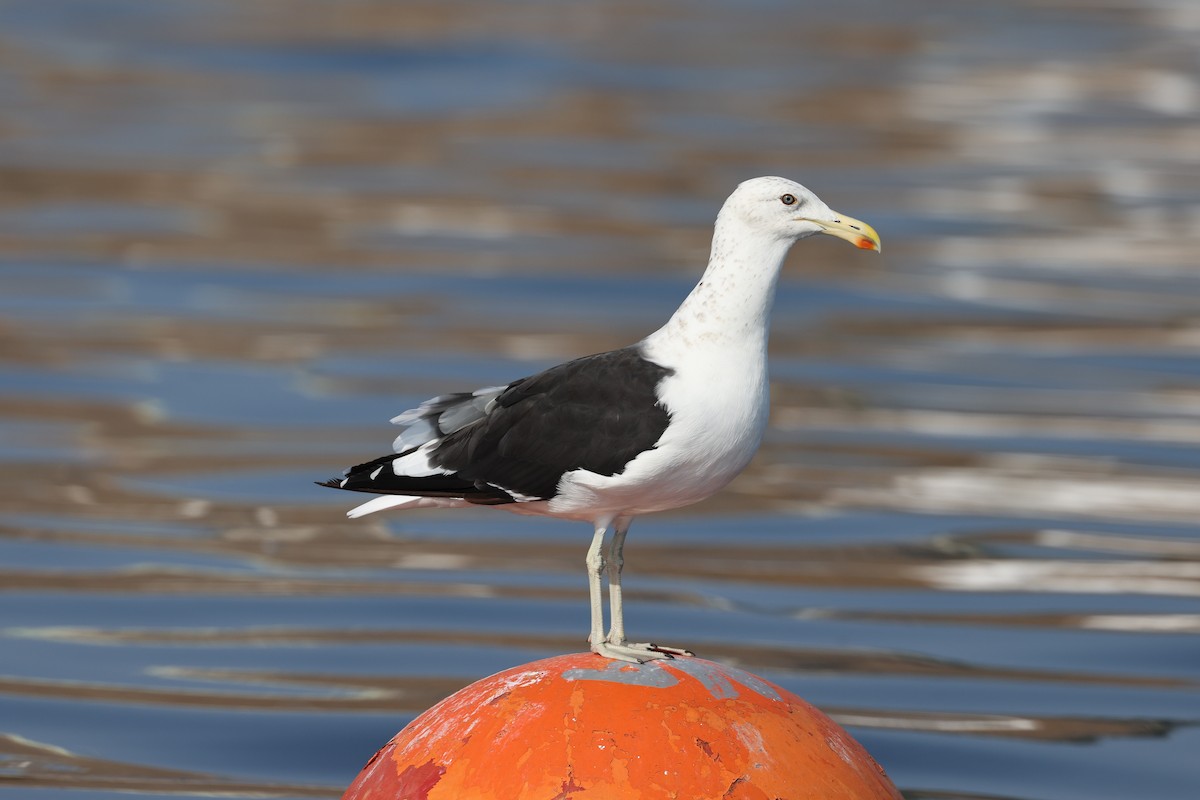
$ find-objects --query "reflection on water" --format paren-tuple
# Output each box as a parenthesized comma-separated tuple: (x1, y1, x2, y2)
(1, 1, 1198, 799)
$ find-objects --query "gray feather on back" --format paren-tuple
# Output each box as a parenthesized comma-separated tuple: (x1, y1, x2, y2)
(390, 385, 508, 452)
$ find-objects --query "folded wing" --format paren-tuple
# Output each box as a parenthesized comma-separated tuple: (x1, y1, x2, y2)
(319, 347, 674, 506)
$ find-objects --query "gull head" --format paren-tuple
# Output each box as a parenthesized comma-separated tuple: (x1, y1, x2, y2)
(722, 176, 881, 252)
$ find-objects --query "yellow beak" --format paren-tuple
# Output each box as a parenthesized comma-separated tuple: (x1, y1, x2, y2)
(800, 212, 881, 252)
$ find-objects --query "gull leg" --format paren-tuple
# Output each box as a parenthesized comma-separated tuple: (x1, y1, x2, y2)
(601, 517, 694, 662)
(585, 520, 609, 654)
(605, 517, 630, 645)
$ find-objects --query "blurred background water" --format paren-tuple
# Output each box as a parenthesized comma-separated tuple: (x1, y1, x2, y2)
(1, 1, 1198, 798)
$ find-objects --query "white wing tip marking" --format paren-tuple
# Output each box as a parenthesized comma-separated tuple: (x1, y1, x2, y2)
(390, 443, 454, 477)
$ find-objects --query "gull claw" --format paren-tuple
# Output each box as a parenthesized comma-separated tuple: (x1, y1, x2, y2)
(592, 640, 695, 663)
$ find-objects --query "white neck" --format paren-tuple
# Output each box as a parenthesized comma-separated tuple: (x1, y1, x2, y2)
(647, 213, 794, 354)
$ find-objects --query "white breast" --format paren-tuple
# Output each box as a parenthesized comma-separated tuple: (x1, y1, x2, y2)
(547, 342, 769, 519)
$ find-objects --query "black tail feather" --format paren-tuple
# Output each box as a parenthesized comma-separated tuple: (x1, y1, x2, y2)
(317, 453, 515, 504)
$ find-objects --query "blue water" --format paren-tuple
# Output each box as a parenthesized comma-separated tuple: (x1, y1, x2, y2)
(1, 1, 1198, 798)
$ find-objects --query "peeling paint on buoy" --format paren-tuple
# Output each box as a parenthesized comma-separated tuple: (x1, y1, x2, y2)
(341, 652, 901, 800)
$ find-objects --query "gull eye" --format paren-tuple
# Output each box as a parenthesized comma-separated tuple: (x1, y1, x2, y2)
(780, 193, 797, 206)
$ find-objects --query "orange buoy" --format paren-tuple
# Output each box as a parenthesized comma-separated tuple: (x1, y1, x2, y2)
(342, 652, 901, 800)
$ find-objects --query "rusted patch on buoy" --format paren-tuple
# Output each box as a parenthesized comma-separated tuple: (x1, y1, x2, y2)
(394, 759, 445, 800)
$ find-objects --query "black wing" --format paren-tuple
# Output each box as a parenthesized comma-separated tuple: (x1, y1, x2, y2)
(320, 347, 674, 504)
